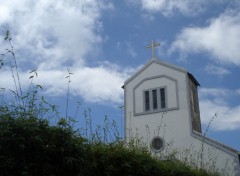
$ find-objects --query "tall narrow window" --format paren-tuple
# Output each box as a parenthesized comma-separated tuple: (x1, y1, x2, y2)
(152, 89, 158, 110)
(143, 87, 167, 113)
(144, 91, 150, 111)
(160, 88, 166, 109)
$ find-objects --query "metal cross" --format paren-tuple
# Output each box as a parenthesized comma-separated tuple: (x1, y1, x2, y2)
(146, 40, 160, 60)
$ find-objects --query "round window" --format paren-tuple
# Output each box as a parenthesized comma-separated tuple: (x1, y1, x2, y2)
(151, 136, 164, 152)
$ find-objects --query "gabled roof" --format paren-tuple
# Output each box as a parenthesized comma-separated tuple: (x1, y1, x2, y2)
(123, 59, 200, 88)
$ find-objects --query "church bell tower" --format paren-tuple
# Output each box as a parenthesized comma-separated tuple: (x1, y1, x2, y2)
(123, 41, 201, 152)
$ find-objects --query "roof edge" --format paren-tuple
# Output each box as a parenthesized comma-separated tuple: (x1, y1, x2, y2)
(124, 59, 187, 86)
(187, 72, 200, 86)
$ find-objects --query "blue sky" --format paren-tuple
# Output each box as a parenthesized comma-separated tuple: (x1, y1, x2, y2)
(0, 0, 240, 150)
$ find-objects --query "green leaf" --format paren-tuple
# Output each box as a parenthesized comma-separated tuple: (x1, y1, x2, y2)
(4, 30, 9, 40)
(58, 118, 67, 126)
(50, 104, 56, 111)
(41, 96, 48, 104)
(21, 95, 28, 99)
(37, 84, 42, 89)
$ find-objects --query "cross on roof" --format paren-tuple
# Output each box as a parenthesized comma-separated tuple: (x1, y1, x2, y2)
(146, 40, 160, 60)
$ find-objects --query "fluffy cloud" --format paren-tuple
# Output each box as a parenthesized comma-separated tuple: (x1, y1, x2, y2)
(200, 100, 240, 131)
(204, 64, 231, 76)
(200, 88, 232, 98)
(8, 1, 103, 64)
(199, 88, 240, 131)
(35, 64, 133, 104)
(170, 9, 240, 65)
(127, 0, 210, 16)
(0, 5, 10, 24)
(116, 41, 137, 58)
(0, 64, 133, 105)
(0, 0, 133, 105)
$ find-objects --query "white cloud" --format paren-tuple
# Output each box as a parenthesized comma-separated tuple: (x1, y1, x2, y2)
(237, 89, 240, 95)
(0, 5, 10, 24)
(200, 100, 240, 131)
(10, 1, 103, 64)
(128, 0, 210, 16)
(0, 62, 134, 106)
(115, 41, 138, 58)
(199, 88, 240, 131)
(35, 64, 133, 104)
(170, 9, 240, 65)
(0, 0, 134, 105)
(126, 42, 137, 58)
(199, 88, 232, 98)
(204, 64, 231, 76)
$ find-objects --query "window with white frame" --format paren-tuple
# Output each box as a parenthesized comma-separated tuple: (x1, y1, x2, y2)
(144, 87, 166, 112)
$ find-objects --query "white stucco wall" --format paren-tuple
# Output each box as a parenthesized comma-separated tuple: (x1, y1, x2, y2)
(188, 134, 240, 175)
(124, 60, 192, 147)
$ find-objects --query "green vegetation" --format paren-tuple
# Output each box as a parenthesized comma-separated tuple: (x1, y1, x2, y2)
(0, 31, 217, 176)
(0, 113, 212, 176)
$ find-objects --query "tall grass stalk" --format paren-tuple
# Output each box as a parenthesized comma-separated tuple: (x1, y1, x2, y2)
(200, 113, 218, 169)
(65, 68, 73, 119)
(2, 31, 23, 107)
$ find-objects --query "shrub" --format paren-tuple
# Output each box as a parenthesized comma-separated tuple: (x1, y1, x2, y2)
(0, 112, 214, 176)
(0, 113, 90, 176)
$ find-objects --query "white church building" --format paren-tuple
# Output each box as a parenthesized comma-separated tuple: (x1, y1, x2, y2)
(123, 42, 240, 175)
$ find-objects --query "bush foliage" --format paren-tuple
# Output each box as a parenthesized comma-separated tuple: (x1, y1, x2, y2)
(0, 112, 212, 176)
